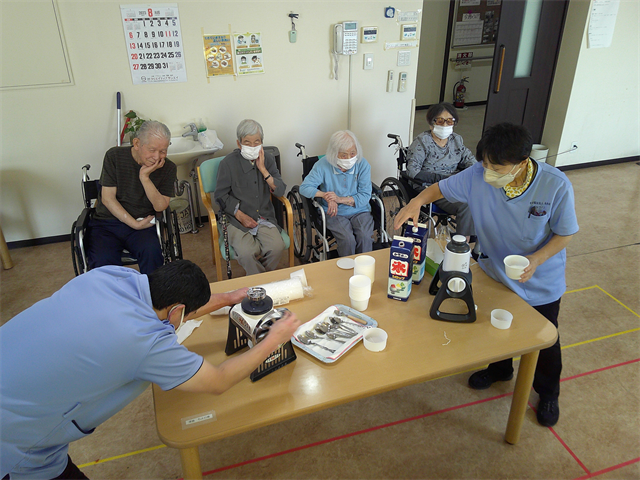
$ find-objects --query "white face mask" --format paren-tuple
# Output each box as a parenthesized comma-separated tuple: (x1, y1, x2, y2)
(483, 163, 523, 188)
(336, 155, 358, 170)
(168, 305, 186, 333)
(240, 144, 261, 160)
(432, 125, 454, 140)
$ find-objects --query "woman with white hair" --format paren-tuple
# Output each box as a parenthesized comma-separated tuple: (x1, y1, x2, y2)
(299, 130, 374, 257)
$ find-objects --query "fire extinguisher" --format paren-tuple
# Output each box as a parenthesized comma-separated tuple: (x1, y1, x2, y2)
(453, 77, 469, 108)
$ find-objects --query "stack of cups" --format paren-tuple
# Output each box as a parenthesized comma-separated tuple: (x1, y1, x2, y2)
(354, 255, 375, 284)
(349, 274, 372, 311)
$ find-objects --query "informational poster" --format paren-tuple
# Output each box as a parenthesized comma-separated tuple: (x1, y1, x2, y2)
(452, 0, 501, 47)
(203, 34, 234, 76)
(234, 32, 264, 75)
(121, 4, 187, 84)
(588, 0, 620, 49)
(453, 21, 483, 46)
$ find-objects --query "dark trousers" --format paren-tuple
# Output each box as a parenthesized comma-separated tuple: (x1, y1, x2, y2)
(86, 218, 163, 275)
(487, 298, 562, 400)
(1, 456, 88, 480)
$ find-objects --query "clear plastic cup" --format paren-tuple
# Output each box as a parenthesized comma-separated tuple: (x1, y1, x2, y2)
(363, 328, 388, 351)
(491, 309, 513, 329)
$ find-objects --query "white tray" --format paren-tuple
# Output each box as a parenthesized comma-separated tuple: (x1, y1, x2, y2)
(291, 304, 377, 363)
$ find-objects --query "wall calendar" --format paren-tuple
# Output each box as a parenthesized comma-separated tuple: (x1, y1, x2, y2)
(120, 4, 187, 85)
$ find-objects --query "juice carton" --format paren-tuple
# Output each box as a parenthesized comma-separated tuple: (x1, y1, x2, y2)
(403, 221, 429, 284)
(388, 235, 414, 302)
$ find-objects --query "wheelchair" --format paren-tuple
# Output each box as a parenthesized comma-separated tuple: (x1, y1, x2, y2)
(287, 143, 390, 263)
(70, 164, 182, 276)
(379, 133, 457, 241)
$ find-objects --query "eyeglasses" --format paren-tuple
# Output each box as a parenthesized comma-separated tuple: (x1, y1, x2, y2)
(433, 117, 457, 126)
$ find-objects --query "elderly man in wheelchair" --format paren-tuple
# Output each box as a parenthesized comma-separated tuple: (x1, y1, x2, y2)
(298, 130, 375, 258)
(82, 120, 178, 275)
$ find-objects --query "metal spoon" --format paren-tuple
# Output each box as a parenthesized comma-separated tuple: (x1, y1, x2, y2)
(316, 321, 354, 338)
(304, 329, 321, 339)
(331, 312, 365, 330)
(325, 331, 347, 343)
(297, 333, 336, 353)
(325, 318, 358, 336)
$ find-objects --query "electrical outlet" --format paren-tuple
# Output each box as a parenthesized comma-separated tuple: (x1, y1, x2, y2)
(570, 142, 578, 153)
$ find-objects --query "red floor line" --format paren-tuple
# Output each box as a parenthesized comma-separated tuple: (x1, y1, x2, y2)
(189, 359, 639, 479)
(527, 400, 590, 475)
(572, 457, 640, 480)
(198, 392, 513, 477)
(560, 358, 639, 383)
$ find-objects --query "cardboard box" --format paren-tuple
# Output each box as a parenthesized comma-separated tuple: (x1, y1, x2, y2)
(388, 235, 414, 301)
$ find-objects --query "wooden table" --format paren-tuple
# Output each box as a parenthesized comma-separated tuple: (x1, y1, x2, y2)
(153, 249, 557, 479)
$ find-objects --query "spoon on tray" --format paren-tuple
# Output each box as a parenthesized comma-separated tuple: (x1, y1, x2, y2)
(297, 332, 336, 354)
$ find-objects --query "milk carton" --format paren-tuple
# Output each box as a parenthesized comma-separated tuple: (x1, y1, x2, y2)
(388, 235, 414, 301)
(403, 221, 429, 284)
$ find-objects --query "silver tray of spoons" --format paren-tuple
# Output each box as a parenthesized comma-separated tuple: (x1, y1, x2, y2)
(291, 304, 377, 363)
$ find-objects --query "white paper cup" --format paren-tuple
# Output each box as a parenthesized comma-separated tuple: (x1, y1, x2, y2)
(350, 296, 369, 311)
(504, 255, 530, 280)
(491, 309, 513, 329)
(363, 328, 388, 352)
(354, 255, 376, 284)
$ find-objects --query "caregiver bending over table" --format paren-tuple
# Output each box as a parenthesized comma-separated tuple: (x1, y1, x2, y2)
(394, 122, 578, 427)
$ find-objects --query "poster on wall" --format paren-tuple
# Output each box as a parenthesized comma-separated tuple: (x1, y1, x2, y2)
(452, 0, 501, 47)
(203, 34, 234, 76)
(120, 4, 187, 85)
(234, 32, 264, 75)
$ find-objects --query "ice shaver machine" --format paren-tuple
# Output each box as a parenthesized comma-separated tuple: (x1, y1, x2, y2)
(225, 287, 297, 382)
(428, 235, 476, 323)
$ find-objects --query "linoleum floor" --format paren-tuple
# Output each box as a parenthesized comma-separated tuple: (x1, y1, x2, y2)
(1, 112, 639, 479)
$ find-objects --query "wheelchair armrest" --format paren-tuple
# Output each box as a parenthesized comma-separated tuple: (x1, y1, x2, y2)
(75, 207, 94, 232)
(371, 182, 383, 198)
(273, 195, 293, 233)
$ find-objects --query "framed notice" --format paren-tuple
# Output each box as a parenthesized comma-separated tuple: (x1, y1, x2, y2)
(452, 0, 502, 47)
(203, 34, 234, 77)
(121, 4, 187, 84)
(234, 32, 264, 75)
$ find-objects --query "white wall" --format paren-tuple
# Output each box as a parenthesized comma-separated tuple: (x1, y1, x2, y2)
(545, 0, 639, 167)
(0, 0, 422, 242)
(415, 0, 449, 107)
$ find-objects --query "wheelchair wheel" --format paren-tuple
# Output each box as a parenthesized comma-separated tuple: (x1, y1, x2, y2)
(380, 177, 409, 240)
(287, 189, 312, 263)
(162, 209, 183, 263)
(70, 221, 83, 276)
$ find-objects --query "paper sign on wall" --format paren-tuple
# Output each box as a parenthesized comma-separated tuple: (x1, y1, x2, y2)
(203, 34, 234, 76)
(121, 4, 187, 84)
(234, 32, 264, 75)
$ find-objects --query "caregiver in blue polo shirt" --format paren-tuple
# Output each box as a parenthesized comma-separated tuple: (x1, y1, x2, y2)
(0, 260, 300, 480)
(394, 123, 579, 428)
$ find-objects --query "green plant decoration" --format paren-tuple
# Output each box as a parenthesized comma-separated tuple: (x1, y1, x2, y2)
(123, 110, 146, 140)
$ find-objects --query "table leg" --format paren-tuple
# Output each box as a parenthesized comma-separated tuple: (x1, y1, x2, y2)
(179, 446, 202, 480)
(505, 350, 539, 445)
(0, 226, 14, 270)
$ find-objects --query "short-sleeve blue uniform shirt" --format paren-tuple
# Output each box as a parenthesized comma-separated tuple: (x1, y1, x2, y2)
(0, 266, 203, 479)
(438, 160, 579, 306)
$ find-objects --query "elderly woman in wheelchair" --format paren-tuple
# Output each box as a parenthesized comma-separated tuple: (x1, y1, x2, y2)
(299, 130, 374, 258)
(405, 102, 477, 238)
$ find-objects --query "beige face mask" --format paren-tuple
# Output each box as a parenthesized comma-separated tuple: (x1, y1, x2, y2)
(483, 163, 523, 188)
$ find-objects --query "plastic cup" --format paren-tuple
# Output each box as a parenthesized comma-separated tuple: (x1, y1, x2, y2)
(491, 309, 513, 329)
(354, 255, 375, 284)
(363, 328, 388, 352)
(350, 296, 369, 311)
(504, 255, 530, 280)
(349, 274, 371, 298)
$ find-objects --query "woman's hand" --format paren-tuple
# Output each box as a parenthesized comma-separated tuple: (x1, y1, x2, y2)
(323, 191, 338, 203)
(327, 199, 338, 217)
(235, 209, 258, 229)
(255, 147, 266, 174)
